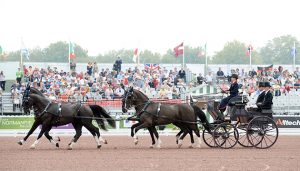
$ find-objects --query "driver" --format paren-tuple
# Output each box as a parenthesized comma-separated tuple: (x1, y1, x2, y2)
(217, 74, 239, 120)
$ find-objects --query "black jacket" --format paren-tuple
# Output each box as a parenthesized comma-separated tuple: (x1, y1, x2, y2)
(256, 91, 265, 104)
(228, 82, 239, 97)
(261, 91, 273, 110)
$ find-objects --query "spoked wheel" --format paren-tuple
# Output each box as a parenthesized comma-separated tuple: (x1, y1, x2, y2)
(247, 116, 279, 149)
(236, 124, 253, 147)
(213, 123, 239, 149)
(202, 129, 217, 148)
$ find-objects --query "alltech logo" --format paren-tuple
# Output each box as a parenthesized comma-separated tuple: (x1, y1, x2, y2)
(276, 118, 300, 128)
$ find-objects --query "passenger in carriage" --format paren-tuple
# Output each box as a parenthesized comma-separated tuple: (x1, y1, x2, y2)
(217, 74, 239, 120)
(249, 82, 273, 118)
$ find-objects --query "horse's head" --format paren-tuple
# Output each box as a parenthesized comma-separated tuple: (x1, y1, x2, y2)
(22, 84, 32, 114)
(122, 86, 134, 113)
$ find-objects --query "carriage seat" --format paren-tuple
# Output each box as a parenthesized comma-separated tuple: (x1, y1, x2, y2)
(228, 95, 249, 107)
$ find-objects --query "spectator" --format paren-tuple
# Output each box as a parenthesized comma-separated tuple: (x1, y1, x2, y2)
(16, 67, 23, 85)
(0, 71, 5, 91)
(205, 72, 213, 85)
(115, 57, 122, 73)
(114, 84, 125, 98)
(87, 62, 93, 76)
(178, 68, 186, 82)
(217, 67, 224, 77)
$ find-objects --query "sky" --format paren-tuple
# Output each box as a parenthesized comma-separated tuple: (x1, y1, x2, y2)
(0, 0, 299, 56)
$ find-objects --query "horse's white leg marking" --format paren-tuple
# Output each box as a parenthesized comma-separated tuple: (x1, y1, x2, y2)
(30, 140, 39, 149)
(178, 139, 183, 148)
(156, 138, 162, 148)
(196, 137, 201, 148)
(94, 136, 101, 146)
(68, 142, 76, 150)
(99, 136, 107, 144)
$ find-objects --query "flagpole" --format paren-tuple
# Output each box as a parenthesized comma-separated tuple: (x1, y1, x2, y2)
(250, 46, 252, 70)
(293, 41, 296, 71)
(182, 41, 185, 69)
(205, 43, 207, 76)
(20, 37, 23, 69)
(68, 41, 71, 73)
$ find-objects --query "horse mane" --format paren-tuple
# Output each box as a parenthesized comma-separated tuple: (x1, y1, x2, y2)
(30, 87, 45, 97)
(29, 93, 50, 104)
(133, 89, 149, 101)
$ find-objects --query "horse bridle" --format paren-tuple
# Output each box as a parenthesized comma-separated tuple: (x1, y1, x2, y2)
(122, 89, 151, 115)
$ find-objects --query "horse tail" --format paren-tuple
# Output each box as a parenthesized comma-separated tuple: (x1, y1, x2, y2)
(192, 105, 211, 131)
(89, 105, 116, 130)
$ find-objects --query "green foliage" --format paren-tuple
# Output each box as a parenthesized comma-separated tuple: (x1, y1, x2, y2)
(260, 35, 300, 64)
(1, 35, 299, 64)
(212, 40, 250, 64)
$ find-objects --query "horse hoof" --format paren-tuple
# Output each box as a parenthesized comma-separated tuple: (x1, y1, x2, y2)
(17, 141, 23, 145)
(188, 145, 193, 149)
(104, 140, 108, 144)
(149, 145, 154, 148)
(67, 147, 72, 150)
(134, 141, 138, 145)
(156, 145, 161, 149)
(97, 145, 102, 149)
(56, 143, 59, 148)
(56, 136, 61, 142)
(30, 146, 35, 149)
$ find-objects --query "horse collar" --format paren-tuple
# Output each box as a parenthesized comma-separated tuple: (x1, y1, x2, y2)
(135, 101, 151, 116)
(35, 102, 51, 117)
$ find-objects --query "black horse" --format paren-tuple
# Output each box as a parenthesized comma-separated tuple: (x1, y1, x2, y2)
(19, 86, 115, 149)
(122, 87, 210, 148)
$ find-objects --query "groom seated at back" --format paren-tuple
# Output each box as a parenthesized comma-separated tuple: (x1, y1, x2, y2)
(249, 82, 273, 118)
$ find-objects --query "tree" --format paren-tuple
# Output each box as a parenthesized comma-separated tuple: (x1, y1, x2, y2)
(260, 35, 300, 64)
(212, 40, 259, 64)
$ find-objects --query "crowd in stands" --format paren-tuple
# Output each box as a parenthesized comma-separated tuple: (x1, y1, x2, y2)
(1, 60, 300, 112)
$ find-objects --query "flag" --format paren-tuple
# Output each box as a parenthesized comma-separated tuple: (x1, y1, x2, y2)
(291, 45, 297, 58)
(133, 48, 138, 63)
(198, 45, 206, 58)
(21, 39, 30, 60)
(144, 64, 160, 70)
(174, 42, 183, 57)
(257, 65, 273, 73)
(21, 48, 30, 60)
(246, 45, 253, 57)
(69, 42, 76, 59)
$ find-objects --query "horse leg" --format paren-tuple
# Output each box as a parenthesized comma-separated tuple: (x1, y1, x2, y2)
(44, 127, 59, 148)
(152, 127, 162, 148)
(18, 120, 40, 145)
(131, 122, 142, 145)
(30, 122, 50, 149)
(188, 129, 195, 148)
(68, 123, 83, 150)
(177, 130, 189, 148)
(83, 119, 102, 149)
(190, 124, 201, 148)
(148, 127, 155, 148)
(176, 130, 183, 144)
(133, 122, 151, 144)
(131, 122, 142, 137)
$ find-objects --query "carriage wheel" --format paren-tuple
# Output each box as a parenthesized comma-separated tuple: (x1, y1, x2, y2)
(202, 129, 217, 148)
(247, 116, 278, 149)
(236, 124, 253, 147)
(213, 123, 239, 149)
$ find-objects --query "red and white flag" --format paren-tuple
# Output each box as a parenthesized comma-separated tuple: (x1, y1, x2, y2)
(246, 45, 253, 57)
(133, 48, 138, 63)
(174, 42, 183, 57)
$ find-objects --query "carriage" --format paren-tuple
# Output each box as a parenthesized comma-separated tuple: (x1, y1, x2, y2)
(196, 94, 279, 149)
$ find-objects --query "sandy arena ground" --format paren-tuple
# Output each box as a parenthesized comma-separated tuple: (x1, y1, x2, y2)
(0, 135, 300, 171)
